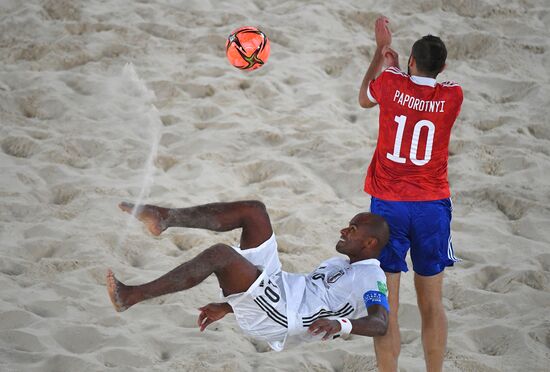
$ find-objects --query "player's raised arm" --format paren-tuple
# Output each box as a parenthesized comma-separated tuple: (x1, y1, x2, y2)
(359, 16, 392, 108)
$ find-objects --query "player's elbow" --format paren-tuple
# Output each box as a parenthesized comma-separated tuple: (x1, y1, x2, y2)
(369, 318, 388, 337)
(377, 320, 389, 336)
(358, 95, 376, 109)
(371, 309, 389, 336)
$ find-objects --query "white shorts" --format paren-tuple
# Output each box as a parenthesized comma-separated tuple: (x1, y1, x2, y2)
(222, 234, 288, 351)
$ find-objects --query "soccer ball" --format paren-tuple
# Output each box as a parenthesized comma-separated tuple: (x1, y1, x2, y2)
(225, 26, 270, 70)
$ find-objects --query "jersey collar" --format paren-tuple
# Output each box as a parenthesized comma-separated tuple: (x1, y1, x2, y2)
(410, 75, 436, 87)
(351, 258, 381, 266)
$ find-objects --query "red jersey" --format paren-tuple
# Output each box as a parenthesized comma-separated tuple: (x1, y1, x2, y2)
(365, 67, 463, 201)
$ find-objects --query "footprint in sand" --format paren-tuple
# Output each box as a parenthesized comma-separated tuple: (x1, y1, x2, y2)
(473, 265, 509, 291)
(0, 310, 38, 330)
(473, 116, 510, 132)
(528, 321, 550, 351)
(240, 160, 284, 185)
(17, 91, 67, 120)
(100, 348, 153, 368)
(468, 325, 522, 357)
(447, 32, 499, 60)
(53, 325, 106, 354)
(137, 23, 182, 41)
(489, 270, 550, 293)
(160, 114, 180, 127)
(486, 191, 530, 221)
(534, 253, 550, 272)
(0, 329, 46, 352)
(337, 9, 378, 30)
(43, 0, 81, 21)
(41, 354, 98, 371)
(191, 104, 223, 121)
(319, 57, 345, 78)
(528, 122, 550, 141)
(181, 83, 215, 99)
(171, 233, 206, 251)
(1, 136, 38, 158)
(50, 184, 80, 205)
(154, 155, 179, 172)
(0, 258, 26, 276)
(25, 300, 68, 318)
(342, 353, 377, 371)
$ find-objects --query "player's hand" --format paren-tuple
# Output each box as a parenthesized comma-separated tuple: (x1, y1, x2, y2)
(197, 302, 230, 331)
(383, 45, 400, 68)
(375, 16, 392, 48)
(308, 319, 341, 340)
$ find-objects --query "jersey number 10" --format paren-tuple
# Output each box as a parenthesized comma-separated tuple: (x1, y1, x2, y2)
(387, 115, 435, 166)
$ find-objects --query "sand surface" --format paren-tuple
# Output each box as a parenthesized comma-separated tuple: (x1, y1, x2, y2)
(1, 0, 550, 371)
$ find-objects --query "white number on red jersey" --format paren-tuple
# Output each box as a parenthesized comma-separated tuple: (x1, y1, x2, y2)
(387, 115, 435, 166)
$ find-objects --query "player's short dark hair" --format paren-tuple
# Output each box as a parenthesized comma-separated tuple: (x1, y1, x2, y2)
(358, 213, 390, 250)
(411, 35, 447, 77)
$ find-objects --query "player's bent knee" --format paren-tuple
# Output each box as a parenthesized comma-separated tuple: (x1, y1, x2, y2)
(202, 244, 238, 267)
(240, 200, 271, 228)
(242, 200, 268, 216)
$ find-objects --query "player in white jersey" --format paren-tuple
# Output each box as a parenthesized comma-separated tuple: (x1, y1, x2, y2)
(107, 200, 390, 351)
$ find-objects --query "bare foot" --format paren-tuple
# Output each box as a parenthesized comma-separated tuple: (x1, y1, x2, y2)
(119, 202, 167, 236)
(106, 269, 130, 312)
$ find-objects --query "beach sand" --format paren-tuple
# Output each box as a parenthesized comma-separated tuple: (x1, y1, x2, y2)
(1, 0, 549, 371)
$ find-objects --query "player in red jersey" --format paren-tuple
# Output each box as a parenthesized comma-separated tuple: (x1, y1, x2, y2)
(358, 16, 463, 372)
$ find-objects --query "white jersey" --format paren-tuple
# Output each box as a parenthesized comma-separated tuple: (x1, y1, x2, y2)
(225, 235, 388, 351)
(281, 257, 388, 346)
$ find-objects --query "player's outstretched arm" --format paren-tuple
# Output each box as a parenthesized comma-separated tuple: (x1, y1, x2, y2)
(197, 302, 234, 331)
(359, 16, 392, 108)
(307, 305, 388, 340)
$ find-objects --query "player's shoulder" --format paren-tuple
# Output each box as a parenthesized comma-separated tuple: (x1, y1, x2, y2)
(438, 80, 463, 97)
(382, 66, 409, 79)
(352, 259, 385, 276)
(439, 80, 461, 88)
(350, 260, 386, 292)
(439, 80, 462, 91)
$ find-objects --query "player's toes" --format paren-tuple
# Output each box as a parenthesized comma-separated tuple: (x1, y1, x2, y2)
(106, 270, 124, 312)
(118, 202, 134, 213)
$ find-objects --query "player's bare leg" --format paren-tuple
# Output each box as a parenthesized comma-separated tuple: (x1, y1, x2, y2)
(374, 272, 401, 372)
(119, 200, 272, 249)
(415, 271, 446, 372)
(107, 243, 260, 312)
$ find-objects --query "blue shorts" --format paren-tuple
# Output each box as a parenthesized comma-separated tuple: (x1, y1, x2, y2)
(370, 197, 459, 276)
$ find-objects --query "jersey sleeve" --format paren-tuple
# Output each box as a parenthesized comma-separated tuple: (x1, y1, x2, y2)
(355, 266, 390, 312)
(367, 73, 384, 104)
(441, 81, 464, 118)
(367, 67, 402, 105)
(454, 85, 464, 117)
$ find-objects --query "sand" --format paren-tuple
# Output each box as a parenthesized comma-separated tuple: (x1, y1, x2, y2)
(1, 0, 549, 371)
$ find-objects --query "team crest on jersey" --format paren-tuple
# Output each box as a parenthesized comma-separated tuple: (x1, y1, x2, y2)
(377, 281, 388, 295)
(327, 269, 345, 284)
